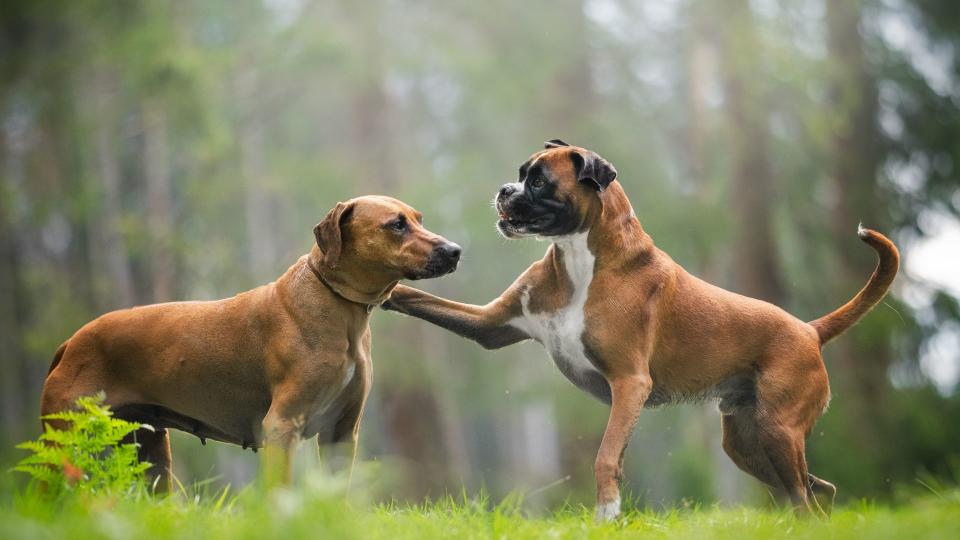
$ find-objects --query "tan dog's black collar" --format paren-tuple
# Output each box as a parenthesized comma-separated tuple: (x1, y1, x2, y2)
(306, 258, 376, 313)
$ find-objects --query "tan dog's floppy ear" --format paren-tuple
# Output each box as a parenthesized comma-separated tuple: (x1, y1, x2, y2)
(571, 150, 617, 192)
(314, 201, 355, 267)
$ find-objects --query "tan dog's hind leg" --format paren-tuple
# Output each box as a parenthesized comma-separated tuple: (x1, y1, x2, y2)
(594, 374, 652, 522)
(40, 346, 107, 424)
(134, 427, 173, 493)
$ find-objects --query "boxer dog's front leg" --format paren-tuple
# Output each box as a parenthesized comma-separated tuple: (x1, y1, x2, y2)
(594, 372, 652, 522)
(384, 284, 529, 350)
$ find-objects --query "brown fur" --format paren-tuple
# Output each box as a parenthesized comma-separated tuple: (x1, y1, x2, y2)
(40, 195, 456, 491)
(384, 144, 899, 519)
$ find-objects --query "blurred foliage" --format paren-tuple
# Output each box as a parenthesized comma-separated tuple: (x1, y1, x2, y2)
(1, 0, 959, 509)
(13, 393, 148, 500)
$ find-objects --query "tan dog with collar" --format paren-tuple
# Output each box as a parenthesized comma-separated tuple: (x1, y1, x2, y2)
(384, 140, 899, 520)
(40, 195, 461, 490)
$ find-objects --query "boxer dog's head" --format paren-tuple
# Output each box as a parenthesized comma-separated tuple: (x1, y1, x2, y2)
(315, 195, 461, 281)
(495, 139, 617, 239)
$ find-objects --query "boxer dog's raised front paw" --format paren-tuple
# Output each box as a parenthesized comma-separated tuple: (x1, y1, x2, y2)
(382, 284, 418, 312)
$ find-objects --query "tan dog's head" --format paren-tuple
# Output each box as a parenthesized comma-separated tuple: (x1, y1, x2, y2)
(494, 139, 617, 239)
(314, 195, 461, 281)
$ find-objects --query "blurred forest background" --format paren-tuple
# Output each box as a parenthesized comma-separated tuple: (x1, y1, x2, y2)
(2, 0, 959, 510)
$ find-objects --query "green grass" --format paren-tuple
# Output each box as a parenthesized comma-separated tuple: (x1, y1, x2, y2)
(2, 476, 959, 540)
(4, 400, 957, 539)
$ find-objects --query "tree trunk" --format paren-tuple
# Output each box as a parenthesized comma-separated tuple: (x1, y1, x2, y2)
(711, 0, 783, 503)
(685, 0, 746, 503)
(345, 0, 396, 192)
(236, 69, 279, 283)
(824, 0, 892, 492)
(88, 68, 135, 310)
(717, 0, 784, 306)
(418, 323, 472, 487)
(142, 100, 176, 302)
(0, 137, 27, 444)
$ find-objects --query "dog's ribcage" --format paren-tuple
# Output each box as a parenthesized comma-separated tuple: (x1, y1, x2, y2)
(509, 232, 604, 390)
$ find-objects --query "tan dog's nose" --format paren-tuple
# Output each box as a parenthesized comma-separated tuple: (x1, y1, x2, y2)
(435, 242, 461, 261)
(424, 241, 461, 277)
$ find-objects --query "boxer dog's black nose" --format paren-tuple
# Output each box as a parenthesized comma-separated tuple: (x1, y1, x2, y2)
(498, 184, 517, 200)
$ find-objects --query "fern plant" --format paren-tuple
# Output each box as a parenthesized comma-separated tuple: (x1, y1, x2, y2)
(13, 392, 152, 499)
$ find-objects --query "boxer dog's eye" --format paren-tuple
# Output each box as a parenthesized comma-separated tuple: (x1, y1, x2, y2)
(530, 176, 546, 189)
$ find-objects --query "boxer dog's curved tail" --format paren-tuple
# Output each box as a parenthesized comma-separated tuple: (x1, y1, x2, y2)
(47, 341, 67, 375)
(808, 225, 899, 346)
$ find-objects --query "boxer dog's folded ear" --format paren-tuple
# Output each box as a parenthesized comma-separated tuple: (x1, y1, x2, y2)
(544, 139, 570, 149)
(314, 201, 356, 267)
(571, 150, 617, 192)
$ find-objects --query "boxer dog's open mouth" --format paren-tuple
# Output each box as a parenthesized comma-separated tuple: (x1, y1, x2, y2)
(497, 213, 555, 234)
(495, 196, 570, 239)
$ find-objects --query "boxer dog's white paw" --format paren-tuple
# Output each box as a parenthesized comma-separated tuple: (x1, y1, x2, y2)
(594, 497, 621, 522)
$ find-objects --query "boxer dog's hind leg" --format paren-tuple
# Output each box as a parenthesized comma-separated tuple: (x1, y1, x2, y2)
(807, 473, 836, 515)
(753, 422, 814, 514)
(721, 412, 783, 492)
(752, 355, 830, 516)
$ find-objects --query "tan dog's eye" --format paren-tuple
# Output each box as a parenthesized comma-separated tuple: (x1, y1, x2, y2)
(388, 216, 407, 233)
(530, 177, 546, 189)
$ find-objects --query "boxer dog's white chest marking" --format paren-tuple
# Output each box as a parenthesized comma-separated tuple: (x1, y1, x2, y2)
(509, 232, 600, 383)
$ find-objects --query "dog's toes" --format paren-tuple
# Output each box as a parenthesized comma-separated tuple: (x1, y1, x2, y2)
(594, 497, 621, 523)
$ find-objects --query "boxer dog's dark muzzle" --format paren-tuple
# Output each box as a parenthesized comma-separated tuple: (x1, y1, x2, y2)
(495, 181, 576, 239)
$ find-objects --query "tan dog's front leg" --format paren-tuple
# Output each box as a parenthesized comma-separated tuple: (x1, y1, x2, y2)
(594, 374, 652, 522)
(261, 411, 301, 488)
(383, 284, 527, 350)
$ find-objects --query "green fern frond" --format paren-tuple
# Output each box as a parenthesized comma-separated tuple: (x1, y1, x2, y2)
(13, 392, 149, 501)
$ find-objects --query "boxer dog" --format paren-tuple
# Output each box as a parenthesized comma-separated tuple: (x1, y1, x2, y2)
(40, 195, 461, 491)
(383, 140, 899, 520)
